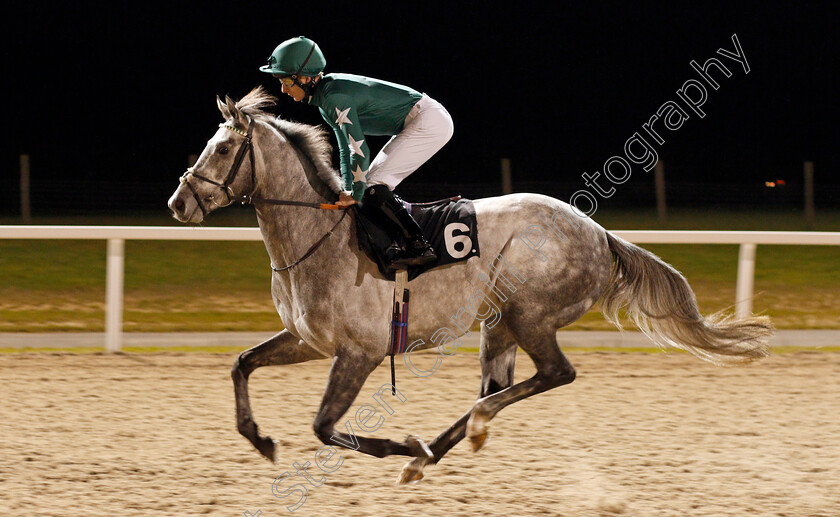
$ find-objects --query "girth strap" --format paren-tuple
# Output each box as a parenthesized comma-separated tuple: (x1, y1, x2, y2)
(388, 270, 410, 395)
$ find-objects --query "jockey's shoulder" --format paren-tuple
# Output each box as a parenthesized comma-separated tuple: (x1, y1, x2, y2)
(320, 73, 414, 93)
(323, 72, 373, 83)
(312, 74, 421, 109)
(318, 73, 374, 93)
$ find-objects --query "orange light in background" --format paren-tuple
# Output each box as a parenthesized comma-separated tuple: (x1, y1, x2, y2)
(765, 181, 776, 188)
(776, 179, 786, 185)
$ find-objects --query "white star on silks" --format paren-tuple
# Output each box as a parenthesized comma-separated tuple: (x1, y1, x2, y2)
(352, 165, 368, 183)
(348, 135, 366, 158)
(334, 107, 353, 127)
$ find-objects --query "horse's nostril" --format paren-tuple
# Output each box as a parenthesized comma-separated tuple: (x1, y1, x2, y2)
(174, 198, 185, 212)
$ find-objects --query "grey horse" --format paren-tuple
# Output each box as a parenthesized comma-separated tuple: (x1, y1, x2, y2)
(167, 87, 773, 484)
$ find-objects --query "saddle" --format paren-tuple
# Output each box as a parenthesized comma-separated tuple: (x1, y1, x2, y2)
(355, 195, 480, 281)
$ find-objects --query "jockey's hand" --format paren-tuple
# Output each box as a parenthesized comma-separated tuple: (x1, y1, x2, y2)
(336, 191, 357, 208)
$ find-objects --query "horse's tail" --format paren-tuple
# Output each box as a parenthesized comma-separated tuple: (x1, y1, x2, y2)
(599, 232, 774, 365)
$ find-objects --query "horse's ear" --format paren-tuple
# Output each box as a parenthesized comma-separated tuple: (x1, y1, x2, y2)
(216, 95, 229, 119)
(225, 96, 245, 126)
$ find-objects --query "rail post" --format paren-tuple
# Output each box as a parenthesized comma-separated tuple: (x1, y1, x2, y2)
(501, 158, 512, 195)
(735, 243, 756, 319)
(105, 238, 125, 352)
(804, 161, 815, 228)
(20, 154, 31, 223)
(654, 160, 667, 222)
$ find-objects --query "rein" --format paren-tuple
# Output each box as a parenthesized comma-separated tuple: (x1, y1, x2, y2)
(270, 209, 348, 272)
(180, 116, 346, 271)
(180, 118, 257, 216)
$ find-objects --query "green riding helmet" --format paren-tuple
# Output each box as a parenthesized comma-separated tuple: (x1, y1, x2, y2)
(259, 36, 326, 76)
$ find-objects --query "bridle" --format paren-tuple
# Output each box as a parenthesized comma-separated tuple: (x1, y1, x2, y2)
(179, 116, 348, 272)
(179, 118, 257, 216)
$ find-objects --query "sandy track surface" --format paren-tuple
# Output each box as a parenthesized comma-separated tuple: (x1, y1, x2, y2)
(1, 350, 838, 516)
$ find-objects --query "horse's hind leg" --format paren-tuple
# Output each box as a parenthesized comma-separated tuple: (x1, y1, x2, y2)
(466, 326, 575, 452)
(312, 345, 434, 461)
(231, 330, 326, 461)
(399, 324, 517, 484)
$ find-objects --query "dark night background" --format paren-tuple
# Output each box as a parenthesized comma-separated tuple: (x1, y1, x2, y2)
(4, 1, 838, 215)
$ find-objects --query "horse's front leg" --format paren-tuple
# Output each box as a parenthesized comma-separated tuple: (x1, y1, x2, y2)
(312, 345, 433, 460)
(231, 329, 326, 461)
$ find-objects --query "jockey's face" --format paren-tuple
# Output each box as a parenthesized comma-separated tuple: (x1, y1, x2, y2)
(277, 75, 313, 102)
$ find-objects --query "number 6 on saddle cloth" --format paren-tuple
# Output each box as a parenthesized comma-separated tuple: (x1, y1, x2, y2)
(355, 193, 481, 281)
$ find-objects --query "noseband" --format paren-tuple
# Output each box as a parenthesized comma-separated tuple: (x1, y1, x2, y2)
(179, 118, 257, 216)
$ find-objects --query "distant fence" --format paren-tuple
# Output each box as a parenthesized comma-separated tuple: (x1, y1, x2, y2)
(3, 179, 840, 215)
(2, 226, 838, 352)
(7, 152, 838, 216)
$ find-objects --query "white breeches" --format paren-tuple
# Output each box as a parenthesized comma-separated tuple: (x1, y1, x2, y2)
(366, 94, 454, 191)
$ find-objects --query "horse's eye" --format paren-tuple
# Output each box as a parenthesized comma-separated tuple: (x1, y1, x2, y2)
(219, 146, 229, 155)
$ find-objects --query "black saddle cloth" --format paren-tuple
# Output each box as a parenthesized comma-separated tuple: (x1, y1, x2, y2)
(355, 195, 480, 281)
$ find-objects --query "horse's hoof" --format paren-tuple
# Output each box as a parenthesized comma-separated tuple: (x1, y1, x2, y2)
(405, 435, 434, 460)
(466, 412, 489, 452)
(397, 458, 427, 485)
(469, 432, 487, 452)
(257, 436, 277, 463)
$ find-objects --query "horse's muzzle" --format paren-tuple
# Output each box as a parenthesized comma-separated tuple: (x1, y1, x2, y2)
(168, 189, 201, 223)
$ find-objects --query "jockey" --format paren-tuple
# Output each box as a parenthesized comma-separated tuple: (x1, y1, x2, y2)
(260, 36, 454, 268)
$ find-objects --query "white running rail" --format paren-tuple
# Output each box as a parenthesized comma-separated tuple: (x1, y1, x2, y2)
(2, 226, 839, 352)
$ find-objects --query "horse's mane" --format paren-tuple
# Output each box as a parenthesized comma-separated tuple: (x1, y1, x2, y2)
(227, 86, 342, 195)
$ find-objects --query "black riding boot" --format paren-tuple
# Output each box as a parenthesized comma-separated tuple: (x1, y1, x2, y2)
(361, 186, 437, 268)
